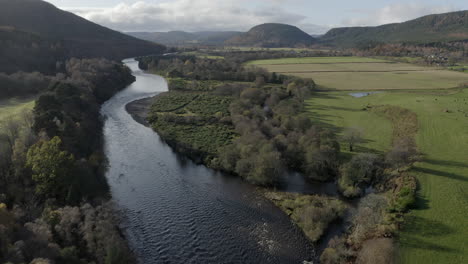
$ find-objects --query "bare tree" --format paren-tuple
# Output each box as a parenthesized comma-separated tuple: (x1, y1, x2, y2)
(342, 127, 365, 152)
(385, 137, 418, 169)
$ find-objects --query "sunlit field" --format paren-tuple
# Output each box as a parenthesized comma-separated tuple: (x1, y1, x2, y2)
(250, 57, 468, 90)
(306, 89, 468, 263)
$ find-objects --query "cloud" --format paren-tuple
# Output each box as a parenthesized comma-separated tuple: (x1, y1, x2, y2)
(342, 2, 458, 26)
(66, 0, 329, 34)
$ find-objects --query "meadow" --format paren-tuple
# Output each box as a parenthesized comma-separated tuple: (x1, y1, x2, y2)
(0, 97, 34, 127)
(250, 57, 468, 90)
(306, 89, 468, 264)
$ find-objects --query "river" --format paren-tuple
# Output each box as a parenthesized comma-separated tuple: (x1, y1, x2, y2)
(101, 59, 315, 263)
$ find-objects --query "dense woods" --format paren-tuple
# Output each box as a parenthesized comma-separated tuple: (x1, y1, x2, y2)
(0, 58, 135, 264)
(140, 54, 343, 185)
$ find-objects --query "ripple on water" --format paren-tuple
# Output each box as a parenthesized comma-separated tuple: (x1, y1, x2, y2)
(101, 59, 315, 263)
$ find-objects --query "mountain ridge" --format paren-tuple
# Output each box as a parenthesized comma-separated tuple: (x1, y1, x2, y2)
(321, 10, 468, 47)
(0, 0, 165, 73)
(225, 23, 316, 47)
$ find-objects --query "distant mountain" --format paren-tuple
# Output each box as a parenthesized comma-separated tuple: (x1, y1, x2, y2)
(127, 31, 242, 46)
(0, 0, 165, 73)
(225, 23, 316, 47)
(321, 10, 468, 47)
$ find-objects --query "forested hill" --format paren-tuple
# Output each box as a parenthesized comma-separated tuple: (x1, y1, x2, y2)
(225, 23, 316, 47)
(0, 0, 166, 73)
(321, 10, 468, 47)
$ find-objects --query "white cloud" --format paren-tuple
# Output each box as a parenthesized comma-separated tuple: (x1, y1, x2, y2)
(65, 0, 329, 34)
(342, 2, 458, 27)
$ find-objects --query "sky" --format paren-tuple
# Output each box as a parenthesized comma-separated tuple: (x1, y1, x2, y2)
(44, 0, 468, 34)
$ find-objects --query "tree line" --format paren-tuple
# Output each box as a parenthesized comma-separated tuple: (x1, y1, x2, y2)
(0, 58, 135, 264)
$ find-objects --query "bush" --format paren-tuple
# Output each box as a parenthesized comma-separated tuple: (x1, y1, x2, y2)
(356, 238, 395, 264)
(338, 153, 382, 198)
(349, 194, 388, 245)
(320, 248, 341, 264)
(266, 192, 347, 242)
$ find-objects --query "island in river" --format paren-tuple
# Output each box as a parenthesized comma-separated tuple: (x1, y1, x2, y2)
(128, 53, 419, 264)
(102, 58, 319, 263)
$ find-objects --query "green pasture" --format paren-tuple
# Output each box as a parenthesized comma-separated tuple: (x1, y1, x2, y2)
(260, 62, 433, 73)
(293, 70, 467, 90)
(250, 57, 468, 90)
(306, 89, 468, 263)
(248, 56, 389, 65)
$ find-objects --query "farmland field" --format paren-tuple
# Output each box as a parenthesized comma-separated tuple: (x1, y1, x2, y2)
(306, 89, 468, 264)
(248, 56, 389, 64)
(250, 57, 468, 90)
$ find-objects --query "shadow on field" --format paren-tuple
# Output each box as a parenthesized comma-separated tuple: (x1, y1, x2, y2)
(412, 191, 430, 210)
(424, 158, 468, 169)
(403, 215, 454, 237)
(400, 216, 458, 253)
(412, 166, 468, 182)
(399, 235, 459, 253)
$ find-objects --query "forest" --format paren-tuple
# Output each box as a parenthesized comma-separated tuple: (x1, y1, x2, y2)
(0, 58, 136, 264)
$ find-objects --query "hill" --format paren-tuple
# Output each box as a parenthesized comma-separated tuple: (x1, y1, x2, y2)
(321, 10, 468, 47)
(0, 27, 66, 73)
(225, 23, 316, 47)
(127, 31, 242, 46)
(0, 0, 165, 73)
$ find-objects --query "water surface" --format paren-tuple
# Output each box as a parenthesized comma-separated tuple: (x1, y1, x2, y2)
(101, 59, 315, 263)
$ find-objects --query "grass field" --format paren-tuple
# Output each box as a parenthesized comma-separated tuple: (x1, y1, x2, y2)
(306, 89, 468, 264)
(222, 47, 330, 52)
(248, 56, 389, 65)
(250, 57, 468, 90)
(0, 97, 35, 128)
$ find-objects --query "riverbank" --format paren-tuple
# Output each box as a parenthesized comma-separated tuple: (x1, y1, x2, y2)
(105, 62, 317, 263)
(125, 91, 349, 255)
(125, 96, 154, 126)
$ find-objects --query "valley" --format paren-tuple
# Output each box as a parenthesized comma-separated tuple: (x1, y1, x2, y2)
(0, 1, 467, 264)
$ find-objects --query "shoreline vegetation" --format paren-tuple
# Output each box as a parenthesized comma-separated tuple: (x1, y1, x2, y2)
(0, 58, 138, 264)
(133, 52, 422, 263)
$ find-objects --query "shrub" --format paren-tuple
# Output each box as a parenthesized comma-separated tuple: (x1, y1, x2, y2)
(356, 238, 395, 264)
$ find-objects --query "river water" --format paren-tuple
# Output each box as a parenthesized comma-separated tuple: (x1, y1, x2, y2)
(101, 59, 315, 263)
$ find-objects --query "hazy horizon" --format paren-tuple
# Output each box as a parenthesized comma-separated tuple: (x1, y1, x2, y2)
(43, 0, 468, 34)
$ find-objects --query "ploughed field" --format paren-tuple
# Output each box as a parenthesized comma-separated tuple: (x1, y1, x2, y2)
(306, 89, 468, 264)
(249, 57, 468, 90)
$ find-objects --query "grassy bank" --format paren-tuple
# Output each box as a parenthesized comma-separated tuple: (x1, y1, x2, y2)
(306, 89, 468, 263)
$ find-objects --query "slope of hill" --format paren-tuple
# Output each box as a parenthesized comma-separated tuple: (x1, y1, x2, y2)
(127, 31, 242, 46)
(0, 27, 66, 73)
(321, 10, 468, 47)
(0, 0, 165, 73)
(225, 23, 316, 47)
